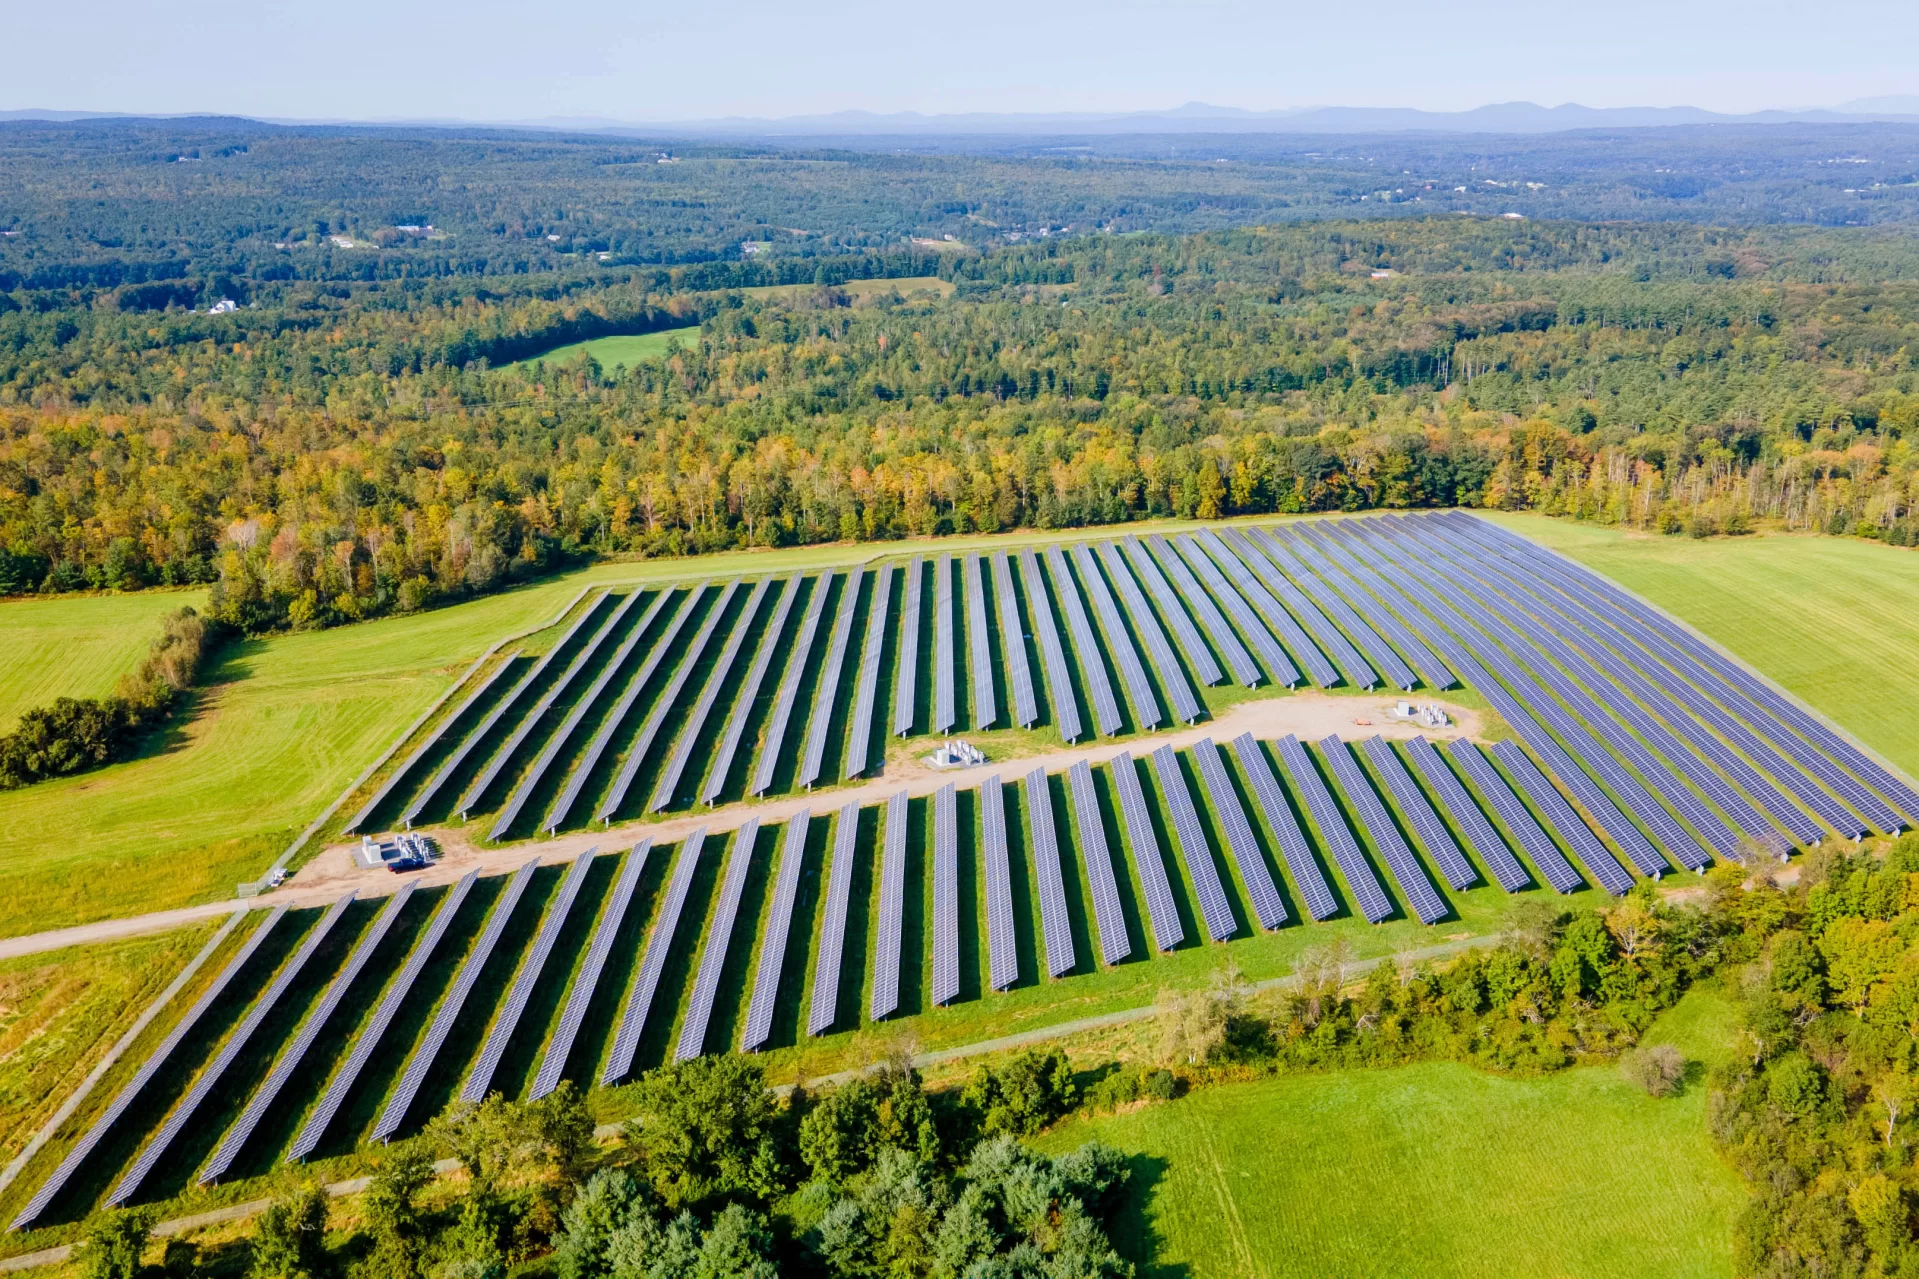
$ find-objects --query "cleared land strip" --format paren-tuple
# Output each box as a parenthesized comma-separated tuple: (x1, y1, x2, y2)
(0, 933, 1499, 1276)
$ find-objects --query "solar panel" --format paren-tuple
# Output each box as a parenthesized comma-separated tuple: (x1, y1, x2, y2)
(487, 591, 652, 839)
(1145, 537, 1254, 686)
(932, 784, 960, 1005)
(799, 569, 865, 789)
(678, 822, 759, 1060)
(845, 563, 895, 777)
(462, 592, 627, 819)
(1401, 737, 1529, 892)
(1253, 529, 1417, 690)
(933, 557, 957, 733)
(651, 579, 770, 812)
(1122, 538, 1223, 686)
(347, 655, 520, 834)
(112, 893, 355, 1206)
(702, 576, 799, 805)
(1358, 737, 1479, 891)
(1224, 530, 1377, 689)
(1098, 541, 1201, 723)
(541, 587, 689, 828)
(744, 813, 810, 1050)
(1316, 736, 1447, 924)
(810, 803, 862, 1033)
(404, 594, 610, 826)
(10, 908, 287, 1231)
(1074, 544, 1163, 729)
(1442, 739, 1579, 892)
(202, 886, 417, 1182)
(1020, 549, 1082, 741)
(871, 792, 910, 1019)
(1108, 752, 1184, 951)
(1271, 735, 1394, 923)
(993, 553, 1039, 727)
(963, 554, 999, 729)
(1191, 738, 1286, 929)
(1230, 733, 1338, 920)
(1490, 741, 1635, 894)
(894, 559, 923, 737)
(601, 581, 737, 819)
(1067, 760, 1131, 965)
(1289, 525, 1458, 690)
(531, 843, 651, 1099)
(750, 574, 833, 797)
(372, 860, 538, 1142)
(1195, 531, 1337, 687)
(1150, 745, 1236, 940)
(1170, 536, 1299, 687)
(603, 829, 707, 1085)
(980, 776, 1018, 990)
(1023, 769, 1076, 977)
(1044, 545, 1121, 735)
(461, 850, 597, 1101)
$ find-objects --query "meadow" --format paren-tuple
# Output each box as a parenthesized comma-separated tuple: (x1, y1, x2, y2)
(0, 588, 206, 732)
(505, 325, 701, 372)
(1041, 982, 1746, 1279)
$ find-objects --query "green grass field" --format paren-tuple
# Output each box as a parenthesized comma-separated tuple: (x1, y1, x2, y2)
(0, 588, 206, 732)
(1488, 515, 1919, 778)
(507, 325, 702, 372)
(1041, 982, 1745, 1279)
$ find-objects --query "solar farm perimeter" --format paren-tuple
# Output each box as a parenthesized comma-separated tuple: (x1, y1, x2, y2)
(8, 511, 1917, 1236)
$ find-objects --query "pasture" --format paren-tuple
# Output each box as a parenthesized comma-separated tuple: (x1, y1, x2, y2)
(506, 325, 701, 372)
(1041, 982, 1745, 1279)
(0, 588, 206, 733)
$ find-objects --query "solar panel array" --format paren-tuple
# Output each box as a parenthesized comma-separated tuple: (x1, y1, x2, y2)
(679, 821, 759, 1060)
(980, 776, 1018, 990)
(1191, 738, 1286, 929)
(604, 828, 706, 1084)
(810, 804, 861, 1034)
(1109, 752, 1184, 951)
(113, 893, 356, 1206)
(1316, 736, 1446, 924)
(870, 792, 909, 1020)
(346, 655, 520, 834)
(1098, 541, 1201, 723)
(1253, 530, 1415, 690)
(461, 850, 596, 1102)
(963, 555, 998, 729)
(373, 859, 538, 1142)
(703, 576, 798, 805)
(1045, 545, 1120, 735)
(532, 843, 651, 1098)
(1401, 737, 1530, 893)
(1068, 760, 1131, 965)
(1225, 531, 1378, 689)
(1020, 549, 1081, 741)
(744, 814, 810, 1050)
(1197, 530, 1337, 687)
(603, 581, 735, 819)
(1272, 735, 1393, 923)
(844, 563, 894, 777)
(894, 559, 923, 737)
(932, 784, 960, 1005)
(1122, 538, 1222, 686)
(1358, 737, 1478, 892)
(1171, 535, 1299, 687)
(1289, 526, 1458, 690)
(1231, 733, 1337, 920)
(1489, 740, 1634, 894)
(751, 575, 831, 796)
(1075, 544, 1163, 728)
(993, 553, 1039, 727)
(799, 569, 865, 789)
(933, 557, 957, 734)
(1150, 745, 1235, 940)
(1146, 537, 1255, 686)
(11, 907, 289, 1231)
(1024, 769, 1076, 977)
(652, 579, 768, 812)
(1444, 739, 1583, 894)
(201, 886, 417, 1183)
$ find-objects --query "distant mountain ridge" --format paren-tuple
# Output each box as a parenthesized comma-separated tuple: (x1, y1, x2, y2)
(7, 99, 1919, 136)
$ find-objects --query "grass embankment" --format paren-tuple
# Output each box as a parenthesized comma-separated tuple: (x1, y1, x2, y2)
(0, 589, 207, 733)
(1041, 981, 1746, 1279)
(1489, 515, 1919, 779)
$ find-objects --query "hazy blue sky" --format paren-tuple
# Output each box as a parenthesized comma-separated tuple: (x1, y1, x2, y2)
(10, 0, 1918, 121)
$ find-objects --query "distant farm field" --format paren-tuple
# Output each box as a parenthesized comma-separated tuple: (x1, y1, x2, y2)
(507, 325, 701, 371)
(1042, 982, 1745, 1279)
(740, 275, 954, 303)
(0, 588, 206, 732)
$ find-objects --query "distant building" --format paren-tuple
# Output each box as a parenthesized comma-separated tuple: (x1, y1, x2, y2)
(208, 298, 238, 314)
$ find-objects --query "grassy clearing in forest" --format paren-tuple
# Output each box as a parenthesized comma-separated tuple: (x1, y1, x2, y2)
(507, 325, 702, 371)
(0, 588, 207, 733)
